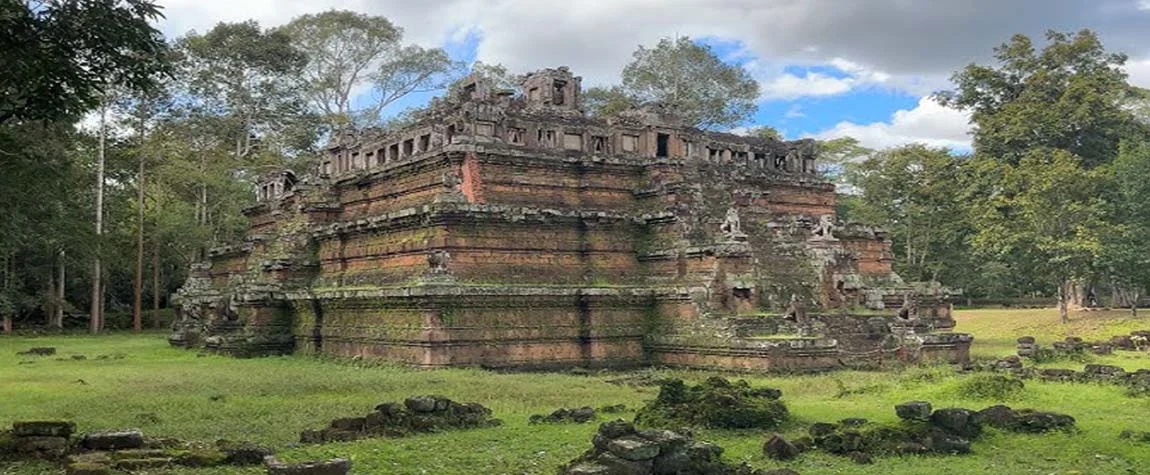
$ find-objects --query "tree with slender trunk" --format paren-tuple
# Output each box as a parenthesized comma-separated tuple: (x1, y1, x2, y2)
(89, 104, 107, 334)
(133, 144, 145, 332)
(152, 237, 161, 328)
(53, 249, 64, 328)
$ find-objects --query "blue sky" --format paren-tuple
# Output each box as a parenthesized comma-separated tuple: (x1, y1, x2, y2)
(154, 0, 1150, 153)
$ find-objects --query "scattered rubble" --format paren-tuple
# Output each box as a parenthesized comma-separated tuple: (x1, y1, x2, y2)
(299, 395, 501, 444)
(560, 420, 787, 475)
(967, 358, 1150, 397)
(530, 407, 597, 424)
(1015, 332, 1150, 362)
(795, 401, 1075, 462)
(0, 422, 273, 474)
(633, 377, 788, 430)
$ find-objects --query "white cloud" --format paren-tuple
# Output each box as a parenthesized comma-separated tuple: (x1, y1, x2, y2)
(810, 97, 972, 150)
(760, 72, 854, 100)
(1128, 58, 1150, 88)
(152, 0, 1150, 93)
(785, 105, 805, 118)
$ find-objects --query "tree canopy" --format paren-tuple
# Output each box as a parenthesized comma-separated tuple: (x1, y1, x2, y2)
(586, 37, 759, 130)
(0, 0, 170, 124)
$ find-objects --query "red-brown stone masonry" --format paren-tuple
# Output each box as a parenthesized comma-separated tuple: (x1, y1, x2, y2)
(461, 152, 484, 203)
(757, 183, 836, 216)
(336, 166, 447, 220)
(473, 157, 639, 211)
(839, 237, 894, 275)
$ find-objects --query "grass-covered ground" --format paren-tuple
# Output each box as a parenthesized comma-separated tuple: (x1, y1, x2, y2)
(2, 308, 1149, 474)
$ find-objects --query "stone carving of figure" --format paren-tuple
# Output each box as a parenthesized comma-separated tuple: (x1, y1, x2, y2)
(427, 250, 451, 274)
(897, 293, 918, 320)
(442, 169, 462, 191)
(783, 294, 807, 323)
(811, 214, 837, 241)
(719, 207, 747, 242)
(785, 149, 800, 172)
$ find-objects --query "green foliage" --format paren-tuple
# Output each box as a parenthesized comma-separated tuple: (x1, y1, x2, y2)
(588, 37, 759, 129)
(0, 0, 170, 124)
(966, 149, 1107, 319)
(847, 144, 972, 284)
(279, 10, 457, 129)
(1099, 141, 1150, 312)
(938, 29, 1146, 168)
(582, 85, 639, 118)
(956, 374, 1026, 401)
(634, 377, 788, 430)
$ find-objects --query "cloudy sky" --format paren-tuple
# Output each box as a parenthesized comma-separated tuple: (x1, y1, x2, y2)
(153, 0, 1150, 151)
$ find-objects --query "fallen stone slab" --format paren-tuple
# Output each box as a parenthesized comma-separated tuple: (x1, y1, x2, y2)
(81, 430, 145, 451)
(265, 456, 351, 475)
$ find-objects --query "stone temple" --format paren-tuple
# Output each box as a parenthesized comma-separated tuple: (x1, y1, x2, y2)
(171, 67, 971, 370)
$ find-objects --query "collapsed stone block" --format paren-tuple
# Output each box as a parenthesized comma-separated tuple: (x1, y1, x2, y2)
(265, 456, 351, 475)
(531, 407, 597, 424)
(561, 420, 771, 475)
(894, 401, 932, 421)
(80, 430, 145, 451)
(762, 434, 800, 460)
(301, 395, 500, 443)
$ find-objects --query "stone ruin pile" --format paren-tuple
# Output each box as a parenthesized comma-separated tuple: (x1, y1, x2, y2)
(299, 395, 501, 444)
(633, 377, 787, 430)
(561, 420, 797, 475)
(0, 422, 294, 475)
(1016, 331, 1150, 360)
(763, 401, 1076, 465)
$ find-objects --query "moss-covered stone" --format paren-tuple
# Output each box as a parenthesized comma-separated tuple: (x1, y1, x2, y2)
(634, 377, 788, 430)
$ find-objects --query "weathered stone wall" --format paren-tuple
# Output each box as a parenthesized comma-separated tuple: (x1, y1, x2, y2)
(289, 288, 663, 368)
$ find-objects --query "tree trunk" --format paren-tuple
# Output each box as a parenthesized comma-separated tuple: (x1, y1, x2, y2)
(1057, 279, 1070, 324)
(46, 268, 55, 326)
(133, 149, 145, 332)
(152, 237, 161, 328)
(1133, 290, 1140, 318)
(2, 254, 11, 334)
(54, 250, 64, 328)
(90, 105, 106, 335)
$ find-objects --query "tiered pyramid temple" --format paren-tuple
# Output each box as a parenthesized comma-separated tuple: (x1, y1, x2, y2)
(171, 67, 971, 370)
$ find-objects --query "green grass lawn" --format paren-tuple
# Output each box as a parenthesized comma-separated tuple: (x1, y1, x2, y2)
(2, 308, 1150, 474)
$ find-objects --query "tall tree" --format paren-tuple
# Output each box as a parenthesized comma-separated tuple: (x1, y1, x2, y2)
(967, 149, 1107, 323)
(847, 145, 972, 285)
(937, 30, 1143, 168)
(176, 21, 312, 160)
(586, 36, 759, 130)
(279, 10, 456, 130)
(1100, 141, 1150, 316)
(90, 102, 108, 334)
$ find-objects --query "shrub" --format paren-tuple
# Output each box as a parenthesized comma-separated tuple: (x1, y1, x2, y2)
(957, 374, 1025, 401)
